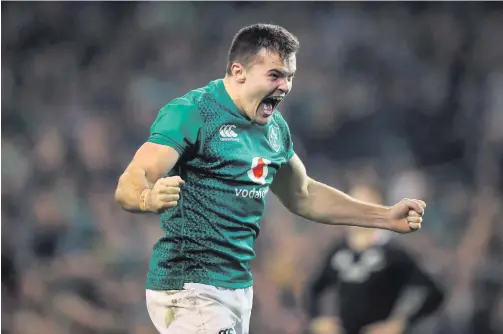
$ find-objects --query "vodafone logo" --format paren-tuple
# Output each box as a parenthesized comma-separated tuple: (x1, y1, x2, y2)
(219, 124, 239, 141)
(235, 157, 271, 199)
(247, 157, 271, 185)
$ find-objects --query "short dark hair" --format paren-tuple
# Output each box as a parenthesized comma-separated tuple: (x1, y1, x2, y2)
(226, 23, 300, 75)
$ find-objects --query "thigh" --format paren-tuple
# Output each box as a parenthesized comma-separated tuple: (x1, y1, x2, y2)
(184, 283, 239, 334)
(234, 286, 254, 334)
(146, 289, 200, 334)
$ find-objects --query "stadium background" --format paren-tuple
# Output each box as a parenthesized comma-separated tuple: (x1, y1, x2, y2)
(2, 2, 502, 334)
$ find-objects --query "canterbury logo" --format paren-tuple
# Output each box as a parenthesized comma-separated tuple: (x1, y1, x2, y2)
(218, 329, 235, 334)
(219, 124, 238, 140)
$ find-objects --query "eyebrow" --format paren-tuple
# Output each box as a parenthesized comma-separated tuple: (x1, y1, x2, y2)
(268, 68, 296, 77)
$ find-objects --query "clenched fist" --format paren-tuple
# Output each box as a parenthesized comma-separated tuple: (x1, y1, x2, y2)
(387, 198, 426, 234)
(145, 176, 185, 213)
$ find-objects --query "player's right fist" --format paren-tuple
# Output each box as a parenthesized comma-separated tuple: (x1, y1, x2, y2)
(146, 176, 185, 213)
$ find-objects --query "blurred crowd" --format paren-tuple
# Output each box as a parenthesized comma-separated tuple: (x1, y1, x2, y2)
(2, 2, 503, 334)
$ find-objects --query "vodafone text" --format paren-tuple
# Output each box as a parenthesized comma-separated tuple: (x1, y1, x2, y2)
(235, 187, 269, 199)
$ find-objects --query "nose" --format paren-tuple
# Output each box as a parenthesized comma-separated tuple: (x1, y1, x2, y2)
(277, 79, 291, 94)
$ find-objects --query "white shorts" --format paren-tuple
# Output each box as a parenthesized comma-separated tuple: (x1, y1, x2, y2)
(146, 283, 253, 334)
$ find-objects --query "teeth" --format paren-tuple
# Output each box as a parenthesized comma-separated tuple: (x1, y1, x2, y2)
(261, 96, 282, 111)
(266, 98, 281, 105)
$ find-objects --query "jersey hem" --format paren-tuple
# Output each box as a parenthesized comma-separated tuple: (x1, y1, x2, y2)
(286, 149, 295, 161)
(146, 276, 253, 291)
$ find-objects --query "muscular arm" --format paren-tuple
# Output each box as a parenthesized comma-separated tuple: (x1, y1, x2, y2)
(114, 142, 180, 212)
(271, 154, 391, 229)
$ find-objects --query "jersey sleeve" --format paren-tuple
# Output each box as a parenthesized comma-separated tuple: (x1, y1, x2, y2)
(148, 98, 203, 156)
(285, 124, 294, 161)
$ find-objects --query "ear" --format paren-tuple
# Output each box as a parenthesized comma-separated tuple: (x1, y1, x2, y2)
(230, 62, 247, 84)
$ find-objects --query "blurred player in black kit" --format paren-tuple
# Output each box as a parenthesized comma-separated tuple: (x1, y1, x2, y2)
(305, 185, 445, 334)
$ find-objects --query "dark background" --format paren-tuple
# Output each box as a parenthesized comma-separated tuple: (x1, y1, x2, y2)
(2, 2, 502, 333)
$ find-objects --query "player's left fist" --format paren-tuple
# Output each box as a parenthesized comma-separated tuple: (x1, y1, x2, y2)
(386, 198, 426, 234)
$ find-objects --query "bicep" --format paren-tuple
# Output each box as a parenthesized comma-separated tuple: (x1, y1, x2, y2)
(125, 142, 180, 185)
(271, 153, 310, 211)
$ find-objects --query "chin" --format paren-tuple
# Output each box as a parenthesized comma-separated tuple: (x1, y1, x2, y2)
(254, 115, 272, 126)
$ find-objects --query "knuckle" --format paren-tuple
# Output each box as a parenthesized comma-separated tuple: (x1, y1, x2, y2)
(164, 200, 178, 208)
(167, 177, 179, 186)
(408, 210, 419, 217)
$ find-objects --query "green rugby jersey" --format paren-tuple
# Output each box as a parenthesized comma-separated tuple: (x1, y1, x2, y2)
(146, 79, 294, 290)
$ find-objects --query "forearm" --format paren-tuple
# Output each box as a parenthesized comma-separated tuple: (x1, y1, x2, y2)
(295, 179, 391, 228)
(114, 165, 152, 213)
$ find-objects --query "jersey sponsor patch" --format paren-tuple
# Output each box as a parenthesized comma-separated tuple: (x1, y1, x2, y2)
(234, 157, 271, 199)
(235, 187, 269, 199)
(247, 157, 271, 185)
(219, 124, 239, 142)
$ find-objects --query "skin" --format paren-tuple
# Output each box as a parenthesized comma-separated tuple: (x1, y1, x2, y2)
(115, 48, 297, 212)
(114, 143, 182, 213)
(115, 48, 426, 235)
(223, 48, 296, 125)
(115, 44, 426, 334)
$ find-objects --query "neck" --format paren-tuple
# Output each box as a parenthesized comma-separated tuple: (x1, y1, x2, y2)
(223, 76, 250, 119)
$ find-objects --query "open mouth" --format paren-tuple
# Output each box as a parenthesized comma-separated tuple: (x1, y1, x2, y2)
(260, 96, 283, 116)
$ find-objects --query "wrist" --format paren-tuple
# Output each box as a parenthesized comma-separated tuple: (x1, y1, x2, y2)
(139, 188, 151, 212)
(371, 205, 392, 230)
